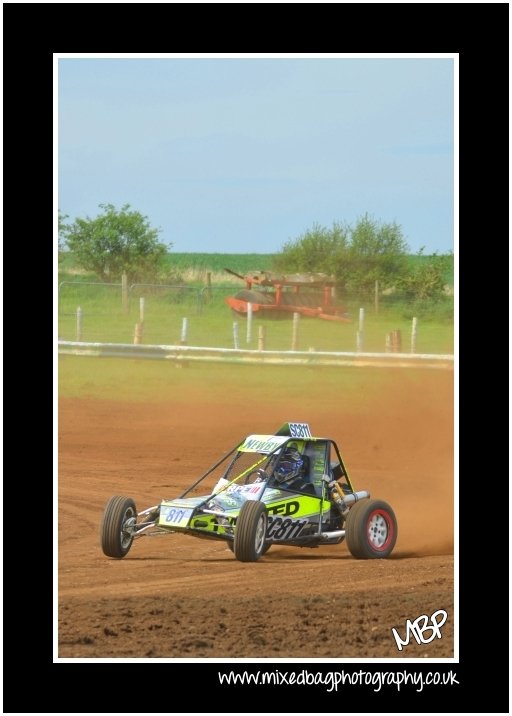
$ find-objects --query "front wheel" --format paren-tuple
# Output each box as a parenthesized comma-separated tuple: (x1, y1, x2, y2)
(100, 496, 137, 558)
(233, 500, 268, 562)
(345, 499, 397, 559)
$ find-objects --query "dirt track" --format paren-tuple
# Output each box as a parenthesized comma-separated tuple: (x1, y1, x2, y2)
(58, 369, 454, 659)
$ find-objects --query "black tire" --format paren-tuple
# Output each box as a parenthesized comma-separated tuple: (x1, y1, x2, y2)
(233, 500, 268, 562)
(345, 499, 397, 559)
(100, 496, 137, 559)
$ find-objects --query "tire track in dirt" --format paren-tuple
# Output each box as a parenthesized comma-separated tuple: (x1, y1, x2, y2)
(58, 369, 454, 658)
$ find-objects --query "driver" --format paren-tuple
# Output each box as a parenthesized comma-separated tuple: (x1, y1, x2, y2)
(271, 444, 313, 493)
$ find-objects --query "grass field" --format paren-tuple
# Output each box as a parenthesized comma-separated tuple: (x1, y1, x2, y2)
(57, 251, 453, 354)
(58, 252, 277, 286)
(57, 292, 453, 354)
(58, 353, 443, 405)
(59, 251, 454, 287)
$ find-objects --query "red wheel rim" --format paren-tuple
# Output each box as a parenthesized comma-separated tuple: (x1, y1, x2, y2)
(366, 509, 394, 552)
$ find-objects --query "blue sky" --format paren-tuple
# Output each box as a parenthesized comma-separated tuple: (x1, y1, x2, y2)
(58, 56, 454, 255)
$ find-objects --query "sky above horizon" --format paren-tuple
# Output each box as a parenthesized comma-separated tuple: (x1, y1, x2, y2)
(58, 55, 454, 255)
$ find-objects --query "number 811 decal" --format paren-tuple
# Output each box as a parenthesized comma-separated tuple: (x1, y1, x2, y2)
(266, 516, 308, 541)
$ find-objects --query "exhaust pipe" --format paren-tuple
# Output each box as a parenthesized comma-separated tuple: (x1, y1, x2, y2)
(328, 487, 370, 516)
(341, 490, 370, 506)
(320, 530, 346, 543)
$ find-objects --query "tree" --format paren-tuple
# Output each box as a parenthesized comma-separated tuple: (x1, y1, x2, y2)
(273, 214, 409, 296)
(344, 214, 409, 295)
(272, 221, 349, 274)
(63, 203, 168, 282)
(58, 211, 69, 257)
(395, 249, 452, 301)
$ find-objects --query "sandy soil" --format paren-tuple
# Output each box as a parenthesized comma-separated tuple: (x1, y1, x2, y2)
(58, 371, 454, 659)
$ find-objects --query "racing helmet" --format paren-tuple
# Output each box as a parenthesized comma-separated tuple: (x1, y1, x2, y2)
(274, 445, 306, 484)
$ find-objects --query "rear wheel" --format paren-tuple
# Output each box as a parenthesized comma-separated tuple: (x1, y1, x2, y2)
(100, 496, 137, 559)
(345, 499, 397, 559)
(233, 501, 268, 562)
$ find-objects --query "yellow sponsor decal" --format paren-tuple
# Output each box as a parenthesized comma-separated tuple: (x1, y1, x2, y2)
(264, 495, 330, 518)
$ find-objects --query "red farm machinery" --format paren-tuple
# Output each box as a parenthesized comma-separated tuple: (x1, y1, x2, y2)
(224, 269, 351, 323)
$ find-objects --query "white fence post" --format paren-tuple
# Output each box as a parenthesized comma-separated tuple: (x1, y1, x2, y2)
(291, 312, 300, 350)
(246, 303, 253, 343)
(357, 308, 365, 352)
(139, 297, 145, 324)
(233, 322, 239, 349)
(76, 306, 83, 342)
(180, 317, 188, 345)
(411, 317, 418, 353)
(122, 272, 128, 314)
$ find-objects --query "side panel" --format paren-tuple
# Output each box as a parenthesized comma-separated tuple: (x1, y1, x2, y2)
(263, 493, 331, 542)
(263, 493, 329, 519)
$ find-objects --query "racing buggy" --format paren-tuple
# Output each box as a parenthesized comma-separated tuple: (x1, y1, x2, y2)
(100, 422, 397, 562)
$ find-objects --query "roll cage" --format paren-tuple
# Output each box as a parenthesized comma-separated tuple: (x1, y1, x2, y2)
(180, 432, 354, 503)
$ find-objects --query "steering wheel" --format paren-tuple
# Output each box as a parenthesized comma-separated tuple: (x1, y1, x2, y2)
(243, 468, 266, 485)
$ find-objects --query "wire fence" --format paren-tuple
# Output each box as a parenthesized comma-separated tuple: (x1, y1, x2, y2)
(57, 280, 454, 355)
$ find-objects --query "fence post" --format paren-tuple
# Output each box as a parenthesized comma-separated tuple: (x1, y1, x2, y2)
(139, 297, 145, 324)
(122, 272, 128, 314)
(246, 303, 253, 343)
(357, 307, 365, 352)
(133, 323, 143, 345)
(206, 272, 212, 302)
(411, 317, 418, 353)
(176, 317, 189, 368)
(233, 322, 239, 349)
(291, 312, 300, 350)
(196, 288, 205, 316)
(385, 333, 392, 352)
(390, 329, 402, 352)
(180, 317, 188, 345)
(76, 306, 83, 342)
(258, 325, 266, 351)
(375, 280, 379, 315)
